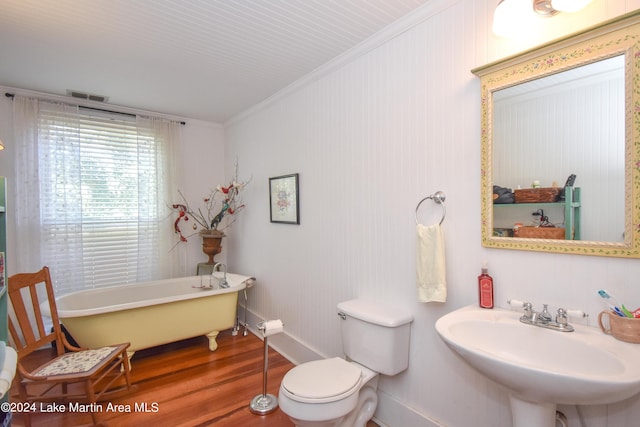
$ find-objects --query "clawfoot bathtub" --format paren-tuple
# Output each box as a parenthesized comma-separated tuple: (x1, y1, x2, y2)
(47, 273, 254, 361)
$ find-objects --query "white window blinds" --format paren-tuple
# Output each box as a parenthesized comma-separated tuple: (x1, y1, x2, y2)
(13, 97, 180, 295)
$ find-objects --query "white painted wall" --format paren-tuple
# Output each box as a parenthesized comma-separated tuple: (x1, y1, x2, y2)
(224, 1, 640, 426)
(173, 119, 227, 275)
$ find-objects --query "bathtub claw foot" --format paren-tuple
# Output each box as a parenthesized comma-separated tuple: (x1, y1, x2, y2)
(206, 331, 220, 351)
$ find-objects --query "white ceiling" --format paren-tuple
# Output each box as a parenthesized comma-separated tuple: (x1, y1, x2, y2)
(0, 0, 431, 123)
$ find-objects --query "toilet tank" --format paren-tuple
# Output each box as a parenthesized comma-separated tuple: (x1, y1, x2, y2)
(337, 299, 413, 376)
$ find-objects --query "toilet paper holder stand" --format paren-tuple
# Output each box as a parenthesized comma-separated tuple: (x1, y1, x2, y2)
(249, 320, 284, 415)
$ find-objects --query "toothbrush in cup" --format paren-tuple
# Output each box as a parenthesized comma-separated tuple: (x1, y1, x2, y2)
(597, 290, 633, 317)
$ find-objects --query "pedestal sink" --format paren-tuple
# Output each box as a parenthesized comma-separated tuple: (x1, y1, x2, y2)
(435, 305, 640, 427)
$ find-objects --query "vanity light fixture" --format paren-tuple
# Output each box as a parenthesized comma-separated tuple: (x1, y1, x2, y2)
(494, 0, 593, 37)
(532, 0, 559, 16)
(0, 139, 4, 150)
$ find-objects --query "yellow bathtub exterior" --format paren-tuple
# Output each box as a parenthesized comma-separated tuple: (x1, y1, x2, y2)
(53, 274, 253, 360)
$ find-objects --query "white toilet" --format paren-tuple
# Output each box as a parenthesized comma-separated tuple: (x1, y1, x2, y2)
(278, 299, 413, 427)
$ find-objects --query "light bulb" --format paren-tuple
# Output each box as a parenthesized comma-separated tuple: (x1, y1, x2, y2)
(493, 0, 533, 37)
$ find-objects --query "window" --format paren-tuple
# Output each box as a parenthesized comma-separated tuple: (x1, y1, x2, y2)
(13, 97, 180, 295)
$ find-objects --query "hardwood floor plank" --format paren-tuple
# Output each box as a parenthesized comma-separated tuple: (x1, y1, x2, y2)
(8, 330, 378, 427)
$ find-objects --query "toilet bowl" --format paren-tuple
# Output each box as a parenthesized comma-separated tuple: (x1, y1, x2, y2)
(278, 299, 413, 427)
(278, 358, 378, 427)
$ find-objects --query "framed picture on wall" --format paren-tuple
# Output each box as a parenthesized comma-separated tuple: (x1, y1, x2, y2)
(269, 173, 300, 224)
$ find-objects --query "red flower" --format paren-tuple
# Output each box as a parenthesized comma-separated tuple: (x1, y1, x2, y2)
(172, 165, 251, 243)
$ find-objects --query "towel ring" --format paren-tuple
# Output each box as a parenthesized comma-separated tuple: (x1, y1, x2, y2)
(415, 191, 446, 225)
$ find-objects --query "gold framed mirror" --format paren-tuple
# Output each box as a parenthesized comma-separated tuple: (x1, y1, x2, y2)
(473, 11, 640, 258)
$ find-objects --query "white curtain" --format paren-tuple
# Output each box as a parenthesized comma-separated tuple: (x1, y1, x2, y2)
(12, 96, 182, 294)
(135, 115, 182, 280)
(12, 96, 46, 275)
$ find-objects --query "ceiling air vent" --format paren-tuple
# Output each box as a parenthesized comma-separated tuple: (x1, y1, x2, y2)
(66, 90, 109, 103)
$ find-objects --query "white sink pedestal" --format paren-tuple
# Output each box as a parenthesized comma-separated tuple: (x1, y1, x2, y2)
(435, 305, 640, 427)
(509, 395, 556, 427)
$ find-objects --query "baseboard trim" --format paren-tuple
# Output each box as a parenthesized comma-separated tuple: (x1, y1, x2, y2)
(241, 308, 324, 365)
(375, 389, 445, 427)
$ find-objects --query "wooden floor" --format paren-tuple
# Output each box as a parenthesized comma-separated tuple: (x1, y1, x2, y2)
(9, 330, 379, 427)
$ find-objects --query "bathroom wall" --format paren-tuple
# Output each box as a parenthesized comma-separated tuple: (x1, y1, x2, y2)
(173, 119, 227, 275)
(224, 1, 640, 426)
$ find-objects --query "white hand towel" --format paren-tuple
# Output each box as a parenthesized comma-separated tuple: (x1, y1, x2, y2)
(416, 223, 446, 303)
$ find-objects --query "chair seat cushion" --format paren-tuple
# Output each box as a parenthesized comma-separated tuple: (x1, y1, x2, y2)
(33, 346, 118, 377)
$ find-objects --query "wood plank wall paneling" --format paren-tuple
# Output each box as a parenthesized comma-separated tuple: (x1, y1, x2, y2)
(225, 0, 481, 366)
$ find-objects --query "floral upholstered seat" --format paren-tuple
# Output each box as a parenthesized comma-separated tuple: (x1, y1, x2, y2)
(33, 346, 119, 377)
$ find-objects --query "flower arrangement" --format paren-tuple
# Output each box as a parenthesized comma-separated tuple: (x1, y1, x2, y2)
(173, 164, 250, 243)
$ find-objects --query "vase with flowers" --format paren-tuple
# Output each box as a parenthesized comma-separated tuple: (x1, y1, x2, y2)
(173, 164, 250, 264)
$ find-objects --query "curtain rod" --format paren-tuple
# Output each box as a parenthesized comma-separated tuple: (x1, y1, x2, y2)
(4, 92, 186, 125)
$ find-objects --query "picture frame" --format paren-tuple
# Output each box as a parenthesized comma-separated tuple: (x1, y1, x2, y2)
(269, 173, 300, 224)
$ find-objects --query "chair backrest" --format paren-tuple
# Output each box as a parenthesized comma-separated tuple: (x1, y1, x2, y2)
(7, 266, 66, 360)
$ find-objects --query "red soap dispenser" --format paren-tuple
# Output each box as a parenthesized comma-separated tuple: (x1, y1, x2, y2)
(478, 262, 494, 309)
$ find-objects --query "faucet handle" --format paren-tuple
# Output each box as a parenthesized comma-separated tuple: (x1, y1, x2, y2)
(507, 299, 525, 310)
(555, 308, 575, 331)
(556, 308, 568, 326)
(522, 302, 533, 319)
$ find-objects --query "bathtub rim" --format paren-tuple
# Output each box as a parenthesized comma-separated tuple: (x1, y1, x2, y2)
(45, 274, 254, 318)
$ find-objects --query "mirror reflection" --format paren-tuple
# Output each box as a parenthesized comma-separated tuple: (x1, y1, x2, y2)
(473, 11, 640, 257)
(492, 56, 625, 242)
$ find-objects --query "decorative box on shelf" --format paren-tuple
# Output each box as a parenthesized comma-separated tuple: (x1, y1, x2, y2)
(513, 226, 566, 239)
(514, 187, 561, 203)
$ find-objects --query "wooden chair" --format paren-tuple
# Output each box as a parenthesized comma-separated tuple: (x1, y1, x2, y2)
(7, 266, 132, 426)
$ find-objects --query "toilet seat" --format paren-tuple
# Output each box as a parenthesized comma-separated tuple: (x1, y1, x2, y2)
(281, 357, 362, 404)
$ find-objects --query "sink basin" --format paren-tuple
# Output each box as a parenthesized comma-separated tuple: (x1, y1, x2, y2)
(435, 305, 640, 426)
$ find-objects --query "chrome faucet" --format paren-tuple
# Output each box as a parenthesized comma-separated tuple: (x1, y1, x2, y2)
(538, 304, 553, 323)
(521, 302, 574, 332)
(213, 262, 229, 288)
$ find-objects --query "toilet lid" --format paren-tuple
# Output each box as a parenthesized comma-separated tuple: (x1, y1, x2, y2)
(282, 357, 362, 400)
